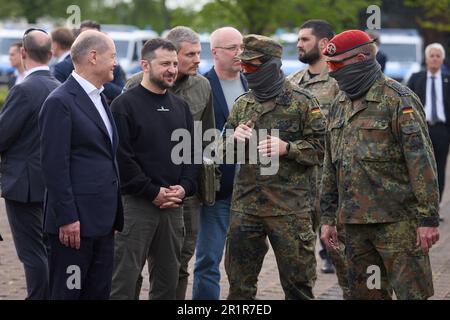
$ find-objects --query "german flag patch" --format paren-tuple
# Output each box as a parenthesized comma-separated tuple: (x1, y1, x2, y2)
(402, 106, 414, 114)
(311, 106, 321, 114)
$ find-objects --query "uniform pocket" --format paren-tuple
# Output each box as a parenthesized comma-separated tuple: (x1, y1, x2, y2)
(357, 119, 398, 161)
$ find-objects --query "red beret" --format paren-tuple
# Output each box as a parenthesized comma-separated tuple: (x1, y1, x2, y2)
(323, 30, 374, 57)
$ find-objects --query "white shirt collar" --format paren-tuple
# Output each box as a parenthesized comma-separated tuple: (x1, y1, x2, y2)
(24, 66, 50, 79)
(427, 69, 441, 79)
(72, 71, 105, 96)
(58, 51, 71, 63)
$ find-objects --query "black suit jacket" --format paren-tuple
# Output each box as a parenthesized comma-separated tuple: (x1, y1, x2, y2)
(407, 70, 450, 131)
(39, 75, 124, 237)
(0, 70, 60, 202)
(53, 55, 125, 102)
(203, 67, 248, 200)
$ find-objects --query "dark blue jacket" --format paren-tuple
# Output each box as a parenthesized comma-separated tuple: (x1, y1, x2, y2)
(203, 67, 248, 200)
(39, 75, 123, 237)
(53, 55, 126, 103)
(0, 70, 60, 202)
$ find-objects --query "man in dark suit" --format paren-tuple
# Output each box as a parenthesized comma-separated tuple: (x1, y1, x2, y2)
(39, 30, 123, 300)
(192, 27, 248, 300)
(52, 21, 125, 103)
(0, 29, 59, 299)
(408, 43, 450, 220)
(7, 42, 25, 89)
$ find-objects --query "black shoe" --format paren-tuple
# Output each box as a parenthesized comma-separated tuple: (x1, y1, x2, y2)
(321, 259, 335, 274)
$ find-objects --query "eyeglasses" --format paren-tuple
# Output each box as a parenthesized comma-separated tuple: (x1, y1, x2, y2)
(326, 53, 369, 71)
(215, 45, 245, 52)
(23, 28, 48, 41)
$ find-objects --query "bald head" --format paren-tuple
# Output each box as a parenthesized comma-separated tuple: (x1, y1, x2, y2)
(210, 27, 243, 49)
(71, 30, 113, 66)
(23, 30, 52, 64)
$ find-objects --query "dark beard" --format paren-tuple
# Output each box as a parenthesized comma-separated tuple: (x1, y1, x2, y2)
(299, 46, 321, 64)
(149, 73, 174, 90)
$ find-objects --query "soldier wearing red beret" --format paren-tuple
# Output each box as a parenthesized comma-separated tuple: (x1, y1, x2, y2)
(320, 30, 440, 299)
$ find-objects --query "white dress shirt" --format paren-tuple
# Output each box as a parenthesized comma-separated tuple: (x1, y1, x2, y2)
(24, 66, 50, 79)
(425, 69, 446, 123)
(13, 69, 26, 85)
(72, 71, 113, 142)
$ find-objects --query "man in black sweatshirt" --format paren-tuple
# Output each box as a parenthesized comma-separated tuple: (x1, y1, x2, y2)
(110, 38, 199, 300)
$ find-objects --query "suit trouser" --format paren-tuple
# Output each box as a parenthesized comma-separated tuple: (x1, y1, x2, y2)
(111, 195, 184, 300)
(47, 232, 114, 300)
(428, 123, 450, 202)
(5, 199, 48, 300)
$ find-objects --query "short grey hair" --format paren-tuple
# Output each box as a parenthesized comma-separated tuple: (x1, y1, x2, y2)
(71, 31, 109, 65)
(166, 26, 199, 51)
(425, 43, 446, 59)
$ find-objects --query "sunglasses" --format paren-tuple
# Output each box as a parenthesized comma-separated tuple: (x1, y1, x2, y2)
(23, 27, 48, 41)
(240, 60, 263, 73)
(326, 53, 369, 71)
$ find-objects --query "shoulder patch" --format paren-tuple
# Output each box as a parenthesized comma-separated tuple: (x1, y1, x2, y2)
(386, 79, 411, 97)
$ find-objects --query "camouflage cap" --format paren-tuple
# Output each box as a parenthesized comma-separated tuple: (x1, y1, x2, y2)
(237, 34, 283, 61)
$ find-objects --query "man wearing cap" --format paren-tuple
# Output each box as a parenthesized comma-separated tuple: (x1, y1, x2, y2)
(287, 20, 350, 299)
(220, 34, 326, 299)
(320, 30, 440, 299)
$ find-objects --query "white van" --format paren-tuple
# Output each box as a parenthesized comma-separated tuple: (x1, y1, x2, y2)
(107, 30, 158, 79)
(0, 29, 23, 84)
(379, 29, 423, 84)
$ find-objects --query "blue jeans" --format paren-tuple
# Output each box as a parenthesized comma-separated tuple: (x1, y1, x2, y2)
(192, 197, 231, 300)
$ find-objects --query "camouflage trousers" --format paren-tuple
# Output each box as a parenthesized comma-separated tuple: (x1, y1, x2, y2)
(344, 219, 434, 300)
(312, 166, 350, 299)
(225, 210, 317, 300)
(322, 224, 351, 299)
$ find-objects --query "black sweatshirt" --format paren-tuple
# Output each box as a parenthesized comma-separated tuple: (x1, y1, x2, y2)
(111, 84, 199, 200)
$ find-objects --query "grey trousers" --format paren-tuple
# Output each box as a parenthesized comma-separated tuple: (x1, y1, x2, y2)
(5, 199, 49, 300)
(110, 195, 184, 300)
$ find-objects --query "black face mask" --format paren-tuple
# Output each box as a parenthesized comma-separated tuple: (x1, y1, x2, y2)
(245, 57, 285, 102)
(329, 59, 382, 100)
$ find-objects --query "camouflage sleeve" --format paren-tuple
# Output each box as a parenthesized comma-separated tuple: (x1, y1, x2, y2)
(123, 72, 144, 92)
(216, 99, 241, 163)
(285, 97, 326, 166)
(319, 127, 338, 226)
(393, 95, 440, 227)
(201, 89, 216, 141)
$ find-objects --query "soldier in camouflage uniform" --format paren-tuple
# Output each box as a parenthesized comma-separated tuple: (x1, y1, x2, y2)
(287, 19, 350, 299)
(220, 35, 326, 299)
(122, 27, 215, 300)
(320, 30, 440, 300)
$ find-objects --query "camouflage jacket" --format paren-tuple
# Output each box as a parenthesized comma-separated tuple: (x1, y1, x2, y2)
(125, 71, 215, 132)
(220, 79, 326, 216)
(287, 66, 339, 118)
(320, 75, 439, 227)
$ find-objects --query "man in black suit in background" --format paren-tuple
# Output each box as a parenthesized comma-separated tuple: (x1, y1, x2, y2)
(53, 20, 125, 103)
(0, 28, 60, 299)
(39, 30, 123, 300)
(408, 43, 450, 220)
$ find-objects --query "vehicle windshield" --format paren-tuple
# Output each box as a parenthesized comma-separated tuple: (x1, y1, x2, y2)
(380, 43, 417, 62)
(113, 40, 129, 59)
(0, 37, 22, 55)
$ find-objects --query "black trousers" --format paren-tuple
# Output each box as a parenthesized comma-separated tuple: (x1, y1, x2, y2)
(428, 123, 450, 201)
(5, 199, 48, 300)
(48, 232, 114, 300)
